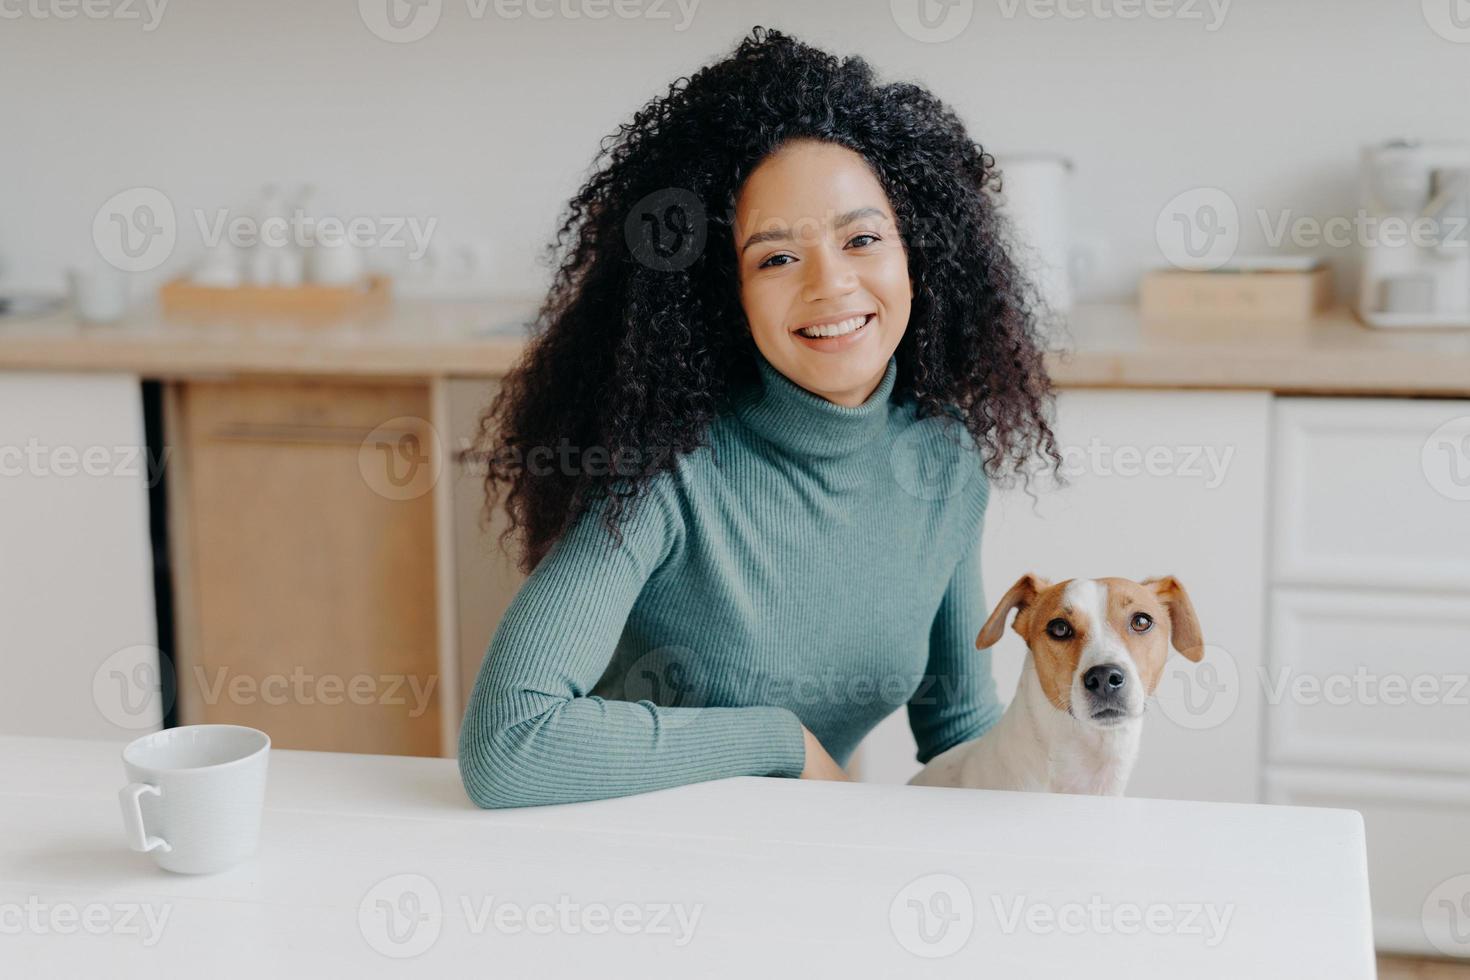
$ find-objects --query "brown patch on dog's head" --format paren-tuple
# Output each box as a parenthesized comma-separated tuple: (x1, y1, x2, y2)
(976, 573, 1078, 712)
(1094, 576, 1203, 696)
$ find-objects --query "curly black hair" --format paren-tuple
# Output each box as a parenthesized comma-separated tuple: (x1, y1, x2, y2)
(470, 25, 1063, 572)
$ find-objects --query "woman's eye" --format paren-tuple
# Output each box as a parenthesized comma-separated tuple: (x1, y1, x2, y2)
(758, 235, 878, 269)
(1130, 613, 1154, 633)
(1046, 619, 1073, 640)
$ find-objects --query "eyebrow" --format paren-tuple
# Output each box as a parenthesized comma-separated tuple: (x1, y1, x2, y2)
(739, 206, 888, 255)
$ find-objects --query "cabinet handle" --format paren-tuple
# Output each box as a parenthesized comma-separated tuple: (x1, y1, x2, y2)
(209, 423, 421, 446)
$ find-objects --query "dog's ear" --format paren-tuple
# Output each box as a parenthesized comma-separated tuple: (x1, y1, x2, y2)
(976, 573, 1049, 649)
(1143, 576, 1205, 662)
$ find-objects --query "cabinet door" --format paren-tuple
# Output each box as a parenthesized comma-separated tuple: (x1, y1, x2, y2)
(858, 389, 1271, 804)
(1273, 398, 1470, 590)
(176, 379, 441, 755)
(0, 373, 160, 738)
(1267, 588, 1470, 775)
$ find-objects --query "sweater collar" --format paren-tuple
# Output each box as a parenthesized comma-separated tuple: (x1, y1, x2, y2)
(730, 349, 899, 460)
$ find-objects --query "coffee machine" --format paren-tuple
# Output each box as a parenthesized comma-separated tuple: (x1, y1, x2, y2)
(1358, 140, 1470, 329)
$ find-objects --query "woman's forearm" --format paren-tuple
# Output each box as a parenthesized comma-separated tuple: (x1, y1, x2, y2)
(457, 486, 806, 809)
(459, 685, 805, 808)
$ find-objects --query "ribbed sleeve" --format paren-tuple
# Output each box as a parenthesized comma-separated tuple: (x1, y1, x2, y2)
(458, 484, 808, 809)
(909, 511, 1005, 765)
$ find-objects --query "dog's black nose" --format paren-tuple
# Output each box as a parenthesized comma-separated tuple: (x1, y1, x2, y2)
(1083, 664, 1127, 694)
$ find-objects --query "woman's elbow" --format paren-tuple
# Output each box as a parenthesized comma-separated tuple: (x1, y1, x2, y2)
(459, 740, 541, 809)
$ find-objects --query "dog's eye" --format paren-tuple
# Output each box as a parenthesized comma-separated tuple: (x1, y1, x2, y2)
(1046, 618, 1073, 640)
(1130, 612, 1154, 633)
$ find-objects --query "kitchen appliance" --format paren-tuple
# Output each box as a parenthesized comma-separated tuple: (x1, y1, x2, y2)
(1358, 140, 1470, 329)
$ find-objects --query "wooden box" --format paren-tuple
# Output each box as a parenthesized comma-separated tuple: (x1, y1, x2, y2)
(1139, 266, 1331, 322)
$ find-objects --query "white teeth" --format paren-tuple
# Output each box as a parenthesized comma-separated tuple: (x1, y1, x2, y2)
(797, 314, 869, 339)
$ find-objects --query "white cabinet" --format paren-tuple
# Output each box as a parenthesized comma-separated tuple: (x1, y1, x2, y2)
(858, 389, 1272, 806)
(1268, 396, 1470, 957)
(1268, 588, 1470, 775)
(0, 373, 161, 738)
(1273, 399, 1470, 590)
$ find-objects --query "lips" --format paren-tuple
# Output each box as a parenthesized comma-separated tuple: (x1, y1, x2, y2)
(793, 312, 874, 339)
(789, 312, 876, 353)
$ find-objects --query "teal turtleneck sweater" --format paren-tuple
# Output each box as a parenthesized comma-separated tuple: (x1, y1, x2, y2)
(458, 351, 1002, 808)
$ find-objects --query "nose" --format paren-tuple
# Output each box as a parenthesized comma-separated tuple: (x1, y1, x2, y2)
(801, 243, 858, 302)
(1083, 664, 1127, 697)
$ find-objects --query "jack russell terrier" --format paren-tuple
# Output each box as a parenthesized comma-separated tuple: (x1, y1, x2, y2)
(909, 574, 1205, 796)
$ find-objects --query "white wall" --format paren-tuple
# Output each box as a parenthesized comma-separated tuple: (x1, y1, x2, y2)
(3, 0, 1468, 302)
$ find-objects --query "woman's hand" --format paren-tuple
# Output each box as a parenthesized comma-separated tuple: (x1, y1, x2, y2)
(799, 725, 850, 781)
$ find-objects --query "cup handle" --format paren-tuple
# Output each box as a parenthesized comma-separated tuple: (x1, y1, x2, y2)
(118, 782, 172, 853)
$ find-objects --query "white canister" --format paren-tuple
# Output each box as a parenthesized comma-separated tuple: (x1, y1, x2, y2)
(310, 239, 364, 286)
(995, 154, 1074, 313)
(66, 264, 130, 323)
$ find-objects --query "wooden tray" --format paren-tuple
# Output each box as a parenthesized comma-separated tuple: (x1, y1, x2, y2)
(159, 275, 391, 316)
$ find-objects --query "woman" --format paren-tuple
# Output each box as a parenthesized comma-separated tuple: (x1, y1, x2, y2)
(459, 26, 1061, 808)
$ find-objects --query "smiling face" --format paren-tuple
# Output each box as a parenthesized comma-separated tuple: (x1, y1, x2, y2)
(976, 574, 1206, 729)
(732, 139, 913, 407)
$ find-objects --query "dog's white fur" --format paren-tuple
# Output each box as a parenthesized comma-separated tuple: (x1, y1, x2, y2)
(909, 576, 1202, 796)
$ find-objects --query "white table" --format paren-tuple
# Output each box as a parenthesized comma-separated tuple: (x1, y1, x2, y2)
(0, 736, 1375, 978)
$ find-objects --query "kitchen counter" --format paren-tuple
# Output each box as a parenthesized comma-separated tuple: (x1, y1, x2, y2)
(1, 735, 1375, 977)
(0, 297, 543, 381)
(2, 298, 1469, 395)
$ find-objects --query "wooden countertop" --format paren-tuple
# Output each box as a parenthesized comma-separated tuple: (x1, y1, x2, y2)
(1050, 305, 1470, 397)
(2, 298, 1469, 396)
(0, 298, 544, 381)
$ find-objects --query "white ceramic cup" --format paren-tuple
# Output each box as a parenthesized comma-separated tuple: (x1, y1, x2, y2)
(118, 725, 270, 874)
